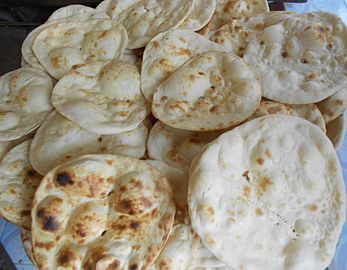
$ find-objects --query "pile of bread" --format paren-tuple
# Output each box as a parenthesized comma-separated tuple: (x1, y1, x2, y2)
(0, 0, 346, 269)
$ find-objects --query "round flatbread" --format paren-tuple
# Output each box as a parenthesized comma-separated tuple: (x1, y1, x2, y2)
(210, 0, 269, 31)
(326, 113, 346, 150)
(52, 61, 150, 134)
(30, 111, 149, 175)
(145, 160, 188, 224)
(317, 88, 347, 124)
(22, 9, 109, 71)
(188, 115, 346, 269)
(244, 12, 347, 104)
(141, 29, 226, 101)
(152, 51, 262, 131)
(96, 0, 194, 49)
(21, 230, 39, 268)
(0, 140, 42, 230)
(32, 18, 127, 79)
(147, 121, 224, 172)
(0, 67, 53, 141)
(248, 100, 326, 132)
(179, 0, 216, 31)
(31, 154, 175, 270)
(151, 224, 229, 270)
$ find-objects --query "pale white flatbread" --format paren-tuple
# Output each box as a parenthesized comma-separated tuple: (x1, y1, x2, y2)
(152, 51, 261, 131)
(244, 12, 347, 104)
(147, 121, 224, 172)
(31, 155, 175, 270)
(0, 67, 53, 141)
(0, 140, 42, 230)
(52, 61, 150, 134)
(179, 0, 216, 31)
(317, 88, 347, 124)
(30, 111, 149, 175)
(0, 132, 34, 161)
(326, 113, 346, 150)
(32, 18, 127, 79)
(248, 100, 326, 132)
(22, 9, 109, 71)
(21, 230, 39, 268)
(189, 115, 346, 269)
(141, 29, 227, 101)
(96, 0, 195, 49)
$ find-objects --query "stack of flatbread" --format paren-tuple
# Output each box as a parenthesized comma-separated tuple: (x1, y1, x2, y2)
(0, 1, 346, 269)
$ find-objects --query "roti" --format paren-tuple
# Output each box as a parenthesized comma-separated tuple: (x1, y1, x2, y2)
(248, 100, 326, 132)
(52, 60, 150, 134)
(96, 0, 194, 49)
(31, 154, 175, 270)
(30, 111, 149, 175)
(188, 115, 346, 269)
(21, 230, 39, 268)
(0, 67, 53, 141)
(326, 113, 346, 150)
(141, 29, 226, 101)
(32, 18, 127, 79)
(0, 140, 42, 230)
(147, 121, 224, 172)
(317, 88, 347, 124)
(244, 12, 347, 104)
(152, 51, 261, 131)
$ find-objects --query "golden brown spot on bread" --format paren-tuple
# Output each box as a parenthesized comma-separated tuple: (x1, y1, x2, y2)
(188, 137, 201, 144)
(255, 208, 264, 216)
(57, 249, 74, 267)
(140, 197, 153, 208)
(267, 105, 283, 114)
(159, 58, 173, 71)
(106, 260, 120, 270)
(306, 73, 317, 80)
(210, 105, 221, 113)
(208, 207, 215, 218)
(243, 186, 251, 199)
(265, 148, 272, 158)
(34, 241, 55, 250)
(336, 99, 343, 105)
(37, 209, 60, 232)
(56, 172, 74, 186)
(256, 158, 264, 165)
(130, 264, 138, 270)
(130, 221, 139, 229)
(83, 248, 106, 270)
(153, 41, 160, 48)
(106, 160, 113, 166)
(282, 52, 288, 58)
(223, 1, 238, 13)
(189, 74, 196, 81)
(258, 177, 273, 196)
(160, 96, 168, 102)
(50, 56, 60, 68)
(176, 48, 192, 57)
(309, 204, 318, 212)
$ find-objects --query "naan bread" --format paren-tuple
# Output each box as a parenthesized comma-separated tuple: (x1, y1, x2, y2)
(141, 29, 226, 101)
(145, 160, 188, 224)
(30, 111, 149, 175)
(189, 115, 346, 269)
(147, 121, 224, 172)
(210, 0, 269, 31)
(326, 113, 346, 150)
(152, 51, 261, 131)
(179, 0, 216, 31)
(32, 18, 127, 79)
(52, 61, 150, 134)
(21, 230, 39, 268)
(0, 140, 42, 230)
(317, 88, 347, 124)
(0, 67, 53, 141)
(96, 0, 194, 49)
(244, 12, 347, 104)
(151, 224, 229, 270)
(31, 155, 175, 270)
(248, 100, 326, 132)
(22, 9, 109, 70)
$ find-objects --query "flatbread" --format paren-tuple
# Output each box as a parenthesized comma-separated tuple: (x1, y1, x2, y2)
(244, 12, 347, 104)
(0, 67, 53, 141)
(145, 160, 188, 224)
(0, 140, 42, 230)
(32, 18, 127, 79)
(30, 111, 149, 175)
(96, 0, 195, 49)
(0, 132, 34, 161)
(326, 113, 346, 150)
(151, 224, 229, 270)
(188, 115, 346, 269)
(22, 9, 109, 71)
(248, 100, 326, 132)
(210, 0, 269, 31)
(52, 60, 150, 134)
(147, 121, 224, 172)
(179, 0, 216, 31)
(317, 88, 347, 124)
(152, 51, 261, 131)
(141, 29, 226, 101)
(21, 230, 39, 268)
(31, 154, 175, 270)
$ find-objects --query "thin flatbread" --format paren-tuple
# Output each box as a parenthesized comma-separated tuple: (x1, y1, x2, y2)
(317, 88, 347, 124)
(31, 154, 175, 270)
